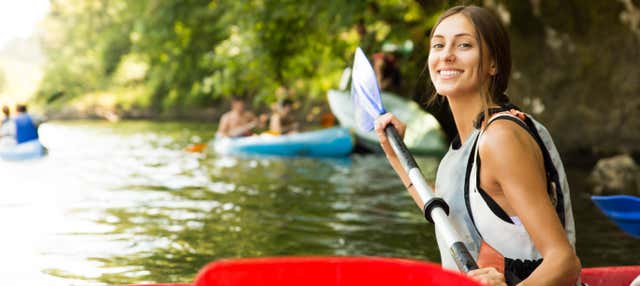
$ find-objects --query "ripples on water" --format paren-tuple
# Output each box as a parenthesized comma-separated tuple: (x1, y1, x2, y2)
(0, 121, 637, 285)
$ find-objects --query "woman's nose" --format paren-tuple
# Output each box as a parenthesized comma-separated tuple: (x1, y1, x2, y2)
(443, 47, 455, 62)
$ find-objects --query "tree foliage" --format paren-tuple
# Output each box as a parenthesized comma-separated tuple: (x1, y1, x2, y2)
(36, 0, 443, 114)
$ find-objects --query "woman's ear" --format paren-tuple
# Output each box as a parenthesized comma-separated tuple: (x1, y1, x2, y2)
(489, 62, 497, 75)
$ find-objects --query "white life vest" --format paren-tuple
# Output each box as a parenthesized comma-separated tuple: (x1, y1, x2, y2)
(465, 112, 577, 284)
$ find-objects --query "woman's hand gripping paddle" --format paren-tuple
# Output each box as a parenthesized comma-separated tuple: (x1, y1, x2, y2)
(350, 47, 479, 273)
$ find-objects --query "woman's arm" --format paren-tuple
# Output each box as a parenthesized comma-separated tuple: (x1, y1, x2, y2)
(269, 114, 281, 133)
(479, 120, 581, 286)
(374, 113, 425, 208)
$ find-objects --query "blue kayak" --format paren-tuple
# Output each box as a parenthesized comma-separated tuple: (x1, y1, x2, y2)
(213, 127, 354, 158)
(592, 195, 640, 238)
(0, 139, 47, 161)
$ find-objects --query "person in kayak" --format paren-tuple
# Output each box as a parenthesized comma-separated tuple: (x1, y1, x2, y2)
(374, 5, 580, 286)
(216, 97, 258, 138)
(1, 105, 10, 125)
(269, 99, 299, 135)
(0, 105, 16, 147)
(14, 104, 40, 144)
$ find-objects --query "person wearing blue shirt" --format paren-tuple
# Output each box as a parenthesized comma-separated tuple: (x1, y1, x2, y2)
(13, 104, 39, 144)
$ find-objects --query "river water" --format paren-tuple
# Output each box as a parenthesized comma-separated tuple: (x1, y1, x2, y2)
(0, 121, 637, 285)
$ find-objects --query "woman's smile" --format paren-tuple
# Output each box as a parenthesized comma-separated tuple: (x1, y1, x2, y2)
(438, 69, 464, 79)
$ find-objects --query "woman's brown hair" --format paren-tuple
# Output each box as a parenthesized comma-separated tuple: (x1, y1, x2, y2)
(428, 5, 511, 119)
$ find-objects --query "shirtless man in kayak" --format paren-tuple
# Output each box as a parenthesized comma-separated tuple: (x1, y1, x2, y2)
(216, 97, 258, 138)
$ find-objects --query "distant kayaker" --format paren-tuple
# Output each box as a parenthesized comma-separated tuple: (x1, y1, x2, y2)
(14, 104, 40, 144)
(0, 105, 16, 147)
(374, 5, 580, 286)
(269, 99, 299, 135)
(216, 97, 258, 138)
(1, 105, 10, 125)
(257, 102, 278, 133)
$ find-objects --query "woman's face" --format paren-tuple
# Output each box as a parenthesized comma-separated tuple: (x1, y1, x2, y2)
(428, 13, 492, 98)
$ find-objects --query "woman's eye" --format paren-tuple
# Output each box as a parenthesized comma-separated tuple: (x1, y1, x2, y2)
(431, 43, 444, 49)
(458, 43, 472, 48)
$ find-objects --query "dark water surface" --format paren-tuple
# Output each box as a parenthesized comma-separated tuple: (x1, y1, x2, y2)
(0, 121, 637, 285)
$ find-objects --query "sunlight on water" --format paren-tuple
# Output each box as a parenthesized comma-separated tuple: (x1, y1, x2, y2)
(0, 120, 636, 285)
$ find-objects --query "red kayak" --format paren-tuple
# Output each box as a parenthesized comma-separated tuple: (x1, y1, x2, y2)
(126, 257, 640, 286)
(581, 265, 640, 286)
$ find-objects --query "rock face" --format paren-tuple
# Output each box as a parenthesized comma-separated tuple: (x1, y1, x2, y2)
(504, 1, 640, 154)
(420, 1, 640, 155)
(590, 154, 640, 195)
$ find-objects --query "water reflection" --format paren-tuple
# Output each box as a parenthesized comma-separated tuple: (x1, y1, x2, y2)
(0, 121, 636, 285)
(73, 152, 440, 284)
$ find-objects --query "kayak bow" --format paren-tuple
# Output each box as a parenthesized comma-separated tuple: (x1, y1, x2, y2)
(125, 257, 640, 286)
(0, 139, 47, 161)
(592, 195, 640, 238)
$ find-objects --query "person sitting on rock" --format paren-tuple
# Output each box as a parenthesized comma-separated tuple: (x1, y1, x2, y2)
(216, 97, 258, 138)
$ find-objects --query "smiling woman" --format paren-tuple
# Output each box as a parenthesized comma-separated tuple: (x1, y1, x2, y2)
(375, 5, 581, 286)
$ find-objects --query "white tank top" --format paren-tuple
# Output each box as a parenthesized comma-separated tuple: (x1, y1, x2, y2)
(434, 128, 482, 270)
(467, 113, 578, 284)
(468, 114, 576, 258)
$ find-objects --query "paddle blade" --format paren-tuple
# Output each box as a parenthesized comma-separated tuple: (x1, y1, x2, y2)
(351, 47, 385, 132)
(185, 143, 207, 153)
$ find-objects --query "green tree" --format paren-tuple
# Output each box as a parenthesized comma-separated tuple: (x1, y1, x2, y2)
(39, 0, 539, 123)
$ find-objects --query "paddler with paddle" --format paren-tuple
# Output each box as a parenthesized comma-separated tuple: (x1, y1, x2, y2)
(216, 96, 258, 138)
(186, 96, 258, 153)
(268, 99, 299, 135)
(354, 5, 581, 286)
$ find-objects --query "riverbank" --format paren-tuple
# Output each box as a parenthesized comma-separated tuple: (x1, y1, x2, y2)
(38, 87, 334, 127)
(39, 87, 223, 122)
(43, 103, 221, 122)
(40, 93, 639, 159)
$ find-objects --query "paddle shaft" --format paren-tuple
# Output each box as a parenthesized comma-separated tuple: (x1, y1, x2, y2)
(383, 125, 479, 273)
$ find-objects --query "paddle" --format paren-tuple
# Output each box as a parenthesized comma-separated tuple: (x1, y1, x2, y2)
(185, 143, 208, 153)
(351, 47, 479, 273)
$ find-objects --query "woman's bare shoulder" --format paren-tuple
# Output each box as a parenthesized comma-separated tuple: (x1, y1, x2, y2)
(478, 119, 542, 167)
